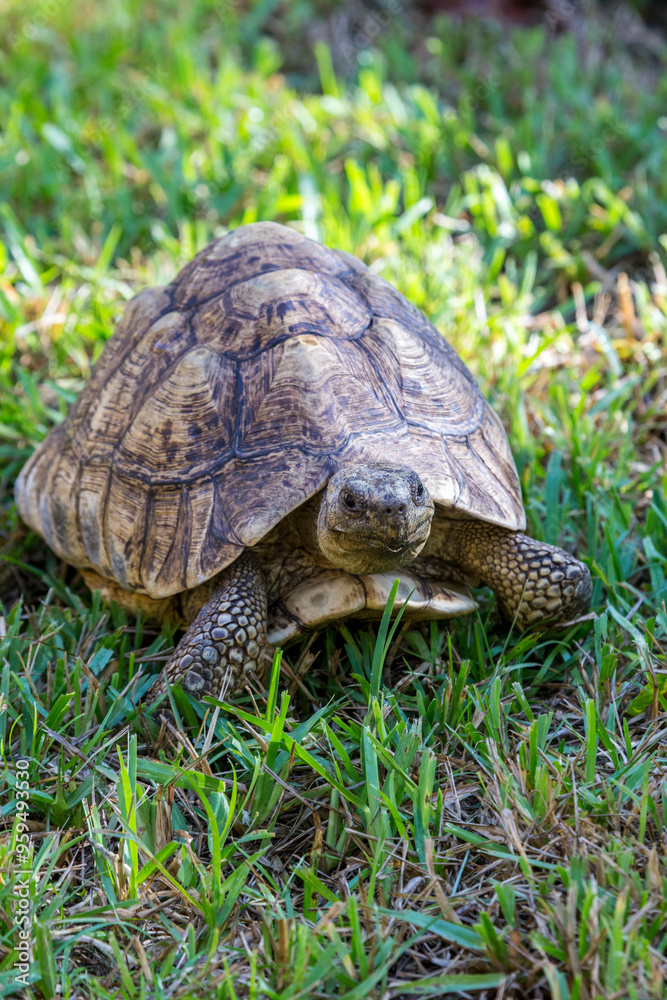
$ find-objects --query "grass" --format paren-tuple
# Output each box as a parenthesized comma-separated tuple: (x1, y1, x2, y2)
(1, 0, 667, 997)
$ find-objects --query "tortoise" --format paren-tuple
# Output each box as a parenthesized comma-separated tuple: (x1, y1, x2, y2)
(15, 222, 592, 702)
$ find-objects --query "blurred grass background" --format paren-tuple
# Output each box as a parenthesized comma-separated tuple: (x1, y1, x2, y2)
(1, 1, 667, 998)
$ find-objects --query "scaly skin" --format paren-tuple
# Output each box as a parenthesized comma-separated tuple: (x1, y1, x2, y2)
(445, 520, 592, 629)
(154, 552, 269, 701)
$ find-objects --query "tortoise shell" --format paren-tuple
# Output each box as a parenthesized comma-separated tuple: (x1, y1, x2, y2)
(15, 222, 525, 600)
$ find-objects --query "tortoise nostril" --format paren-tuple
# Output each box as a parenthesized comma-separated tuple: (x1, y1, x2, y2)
(384, 503, 406, 515)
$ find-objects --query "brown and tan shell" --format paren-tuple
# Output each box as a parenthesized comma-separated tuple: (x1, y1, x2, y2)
(15, 222, 525, 600)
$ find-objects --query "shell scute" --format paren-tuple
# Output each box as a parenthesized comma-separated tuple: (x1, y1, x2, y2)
(172, 222, 358, 309)
(114, 346, 236, 480)
(370, 319, 484, 435)
(103, 472, 152, 585)
(64, 291, 175, 457)
(192, 269, 371, 360)
(236, 334, 403, 458)
(71, 310, 195, 464)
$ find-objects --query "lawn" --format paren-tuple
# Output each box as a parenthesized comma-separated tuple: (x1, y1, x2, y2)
(1, 1, 667, 998)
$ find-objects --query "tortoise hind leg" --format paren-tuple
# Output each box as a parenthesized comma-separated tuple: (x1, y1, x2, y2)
(446, 521, 592, 630)
(155, 552, 270, 702)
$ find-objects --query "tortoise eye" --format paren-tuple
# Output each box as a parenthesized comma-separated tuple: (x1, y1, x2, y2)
(415, 480, 424, 498)
(342, 492, 358, 511)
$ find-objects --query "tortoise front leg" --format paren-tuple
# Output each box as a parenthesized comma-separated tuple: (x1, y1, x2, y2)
(446, 521, 592, 630)
(156, 552, 270, 702)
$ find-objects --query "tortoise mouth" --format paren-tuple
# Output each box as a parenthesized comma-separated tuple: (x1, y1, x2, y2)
(333, 509, 433, 552)
(343, 535, 425, 555)
(328, 510, 433, 573)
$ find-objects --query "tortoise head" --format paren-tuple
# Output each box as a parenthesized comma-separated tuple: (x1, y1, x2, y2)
(316, 463, 435, 575)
